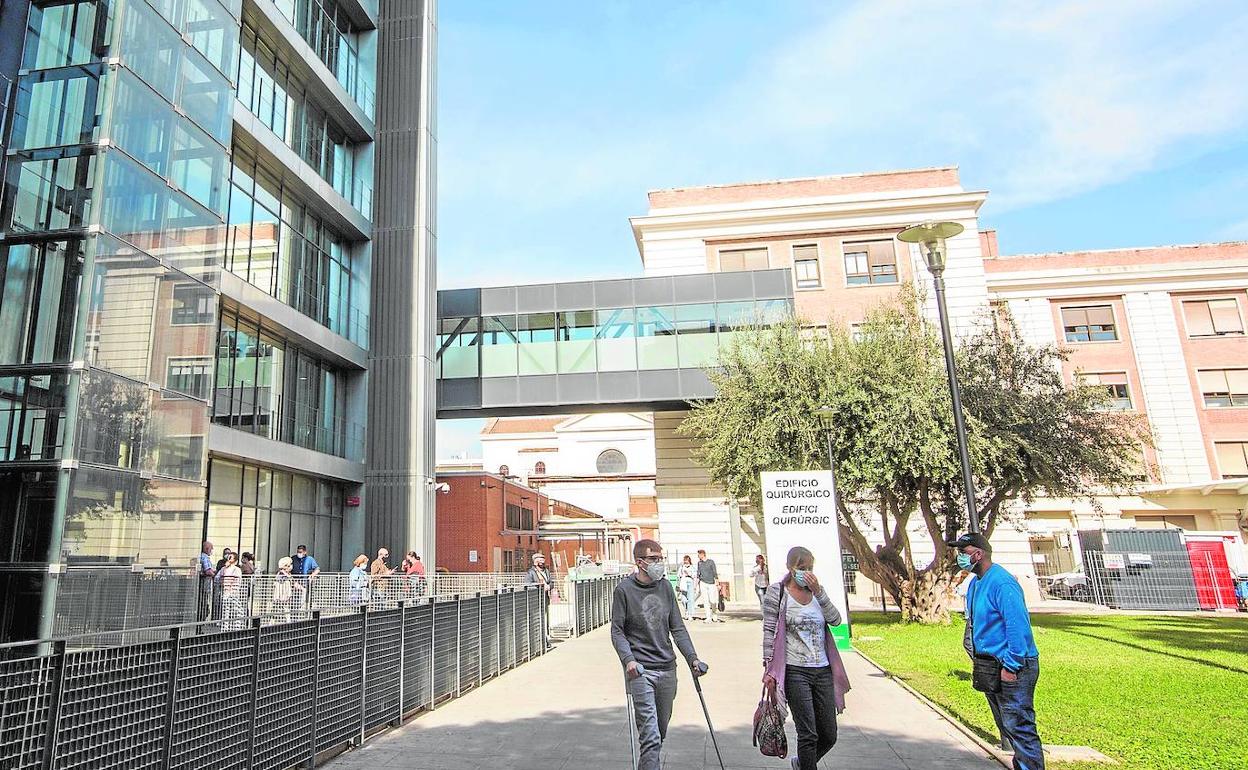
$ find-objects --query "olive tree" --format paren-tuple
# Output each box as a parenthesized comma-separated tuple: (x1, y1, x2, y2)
(680, 293, 1149, 622)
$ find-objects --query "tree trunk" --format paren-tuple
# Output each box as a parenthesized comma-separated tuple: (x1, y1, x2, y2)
(898, 570, 956, 624)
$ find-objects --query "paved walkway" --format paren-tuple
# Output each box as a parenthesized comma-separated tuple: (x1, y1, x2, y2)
(325, 616, 1000, 770)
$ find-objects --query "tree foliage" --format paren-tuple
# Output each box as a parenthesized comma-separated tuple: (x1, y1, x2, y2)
(680, 291, 1150, 622)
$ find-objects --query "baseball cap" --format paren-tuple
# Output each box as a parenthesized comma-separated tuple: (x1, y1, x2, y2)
(946, 533, 992, 554)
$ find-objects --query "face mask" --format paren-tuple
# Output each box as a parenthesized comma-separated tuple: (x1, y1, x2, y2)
(956, 552, 975, 571)
(793, 569, 809, 588)
(644, 561, 666, 582)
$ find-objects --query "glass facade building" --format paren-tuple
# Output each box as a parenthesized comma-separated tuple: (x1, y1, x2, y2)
(0, 0, 385, 642)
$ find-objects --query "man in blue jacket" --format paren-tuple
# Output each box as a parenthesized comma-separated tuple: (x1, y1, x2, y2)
(950, 532, 1045, 770)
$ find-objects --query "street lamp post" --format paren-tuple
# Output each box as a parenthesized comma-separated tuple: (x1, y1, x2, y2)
(814, 406, 856, 631)
(897, 221, 981, 535)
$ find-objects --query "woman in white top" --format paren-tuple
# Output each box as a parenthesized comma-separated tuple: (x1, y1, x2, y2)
(750, 554, 769, 608)
(219, 551, 245, 630)
(761, 546, 846, 770)
(677, 555, 697, 620)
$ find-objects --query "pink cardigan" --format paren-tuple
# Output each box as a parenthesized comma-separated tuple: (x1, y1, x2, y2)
(763, 580, 851, 713)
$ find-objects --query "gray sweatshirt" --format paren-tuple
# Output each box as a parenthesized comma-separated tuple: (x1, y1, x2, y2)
(610, 575, 697, 671)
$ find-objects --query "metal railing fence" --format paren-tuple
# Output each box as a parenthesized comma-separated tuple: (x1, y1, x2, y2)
(569, 575, 626, 637)
(0, 587, 546, 769)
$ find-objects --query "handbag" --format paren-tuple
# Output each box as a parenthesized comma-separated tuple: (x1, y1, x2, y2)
(965, 580, 1002, 693)
(752, 686, 788, 757)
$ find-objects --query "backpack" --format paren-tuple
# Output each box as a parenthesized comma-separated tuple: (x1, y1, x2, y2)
(752, 686, 788, 757)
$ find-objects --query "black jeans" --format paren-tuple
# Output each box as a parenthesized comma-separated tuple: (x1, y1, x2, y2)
(785, 664, 838, 770)
(985, 656, 1044, 770)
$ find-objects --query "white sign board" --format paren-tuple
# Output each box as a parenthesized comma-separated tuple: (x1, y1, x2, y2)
(761, 471, 850, 648)
(468, 550, 478, 563)
(1103, 553, 1126, 570)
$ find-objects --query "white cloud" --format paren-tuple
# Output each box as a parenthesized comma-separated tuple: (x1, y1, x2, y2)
(436, 1, 1248, 217)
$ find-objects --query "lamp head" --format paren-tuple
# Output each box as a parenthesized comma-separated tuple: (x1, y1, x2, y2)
(897, 221, 964, 274)
(815, 406, 835, 428)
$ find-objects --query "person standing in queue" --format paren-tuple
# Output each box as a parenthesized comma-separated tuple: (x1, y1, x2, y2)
(610, 539, 707, 770)
(762, 546, 851, 770)
(951, 532, 1045, 770)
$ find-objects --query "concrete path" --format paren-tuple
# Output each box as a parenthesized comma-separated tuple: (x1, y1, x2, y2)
(324, 616, 1000, 769)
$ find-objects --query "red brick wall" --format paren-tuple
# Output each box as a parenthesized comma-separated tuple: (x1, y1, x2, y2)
(435, 473, 543, 573)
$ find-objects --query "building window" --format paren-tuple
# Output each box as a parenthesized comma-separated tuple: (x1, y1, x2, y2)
(166, 356, 213, 400)
(1076, 372, 1132, 410)
(505, 502, 521, 530)
(534, 461, 546, 475)
(170, 283, 216, 325)
(843, 241, 898, 286)
(1214, 442, 1248, 478)
(718, 248, 769, 272)
(1061, 305, 1118, 342)
(792, 245, 821, 289)
(1198, 369, 1248, 408)
(154, 435, 205, 480)
(1182, 298, 1244, 338)
(521, 507, 534, 530)
(596, 449, 628, 474)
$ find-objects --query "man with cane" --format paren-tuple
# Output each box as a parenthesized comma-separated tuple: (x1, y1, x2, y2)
(610, 539, 713, 770)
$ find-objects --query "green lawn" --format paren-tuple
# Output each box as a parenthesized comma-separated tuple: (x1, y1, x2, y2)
(851, 611, 1248, 770)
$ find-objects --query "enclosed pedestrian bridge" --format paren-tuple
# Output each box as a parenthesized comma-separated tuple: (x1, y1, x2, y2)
(436, 269, 794, 418)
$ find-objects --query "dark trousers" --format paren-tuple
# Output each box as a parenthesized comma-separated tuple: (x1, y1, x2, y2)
(785, 664, 838, 770)
(985, 657, 1044, 770)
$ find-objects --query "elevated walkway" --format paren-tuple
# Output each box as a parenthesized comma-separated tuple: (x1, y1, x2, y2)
(324, 616, 1000, 769)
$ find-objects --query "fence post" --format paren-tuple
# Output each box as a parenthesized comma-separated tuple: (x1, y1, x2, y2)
(477, 592, 484, 687)
(40, 640, 67, 770)
(308, 610, 322, 769)
(160, 628, 183, 768)
(396, 600, 406, 725)
(247, 617, 262, 769)
(496, 589, 502, 676)
(358, 605, 368, 745)
(454, 596, 462, 697)
(428, 599, 436, 708)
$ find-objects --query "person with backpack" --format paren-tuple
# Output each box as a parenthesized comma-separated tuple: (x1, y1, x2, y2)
(610, 539, 707, 770)
(761, 546, 850, 770)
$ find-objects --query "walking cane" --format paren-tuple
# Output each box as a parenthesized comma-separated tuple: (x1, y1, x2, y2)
(624, 673, 639, 770)
(691, 661, 726, 770)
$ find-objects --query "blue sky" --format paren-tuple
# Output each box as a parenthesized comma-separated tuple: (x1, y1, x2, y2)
(435, 0, 1248, 457)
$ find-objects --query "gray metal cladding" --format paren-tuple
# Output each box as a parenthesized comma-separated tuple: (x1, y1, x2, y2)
(55, 642, 173, 770)
(0, 653, 56, 769)
(168, 629, 256, 770)
(401, 602, 434, 713)
(253, 620, 317, 770)
(364, 609, 403, 730)
(314, 614, 365, 752)
(0, 588, 566, 769)
(455, 596, 481, 692)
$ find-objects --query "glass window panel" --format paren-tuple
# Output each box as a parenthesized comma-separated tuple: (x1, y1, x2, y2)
(594, 308, 636, 372)
(145, 389, 208, 481)
(272, 470, 292, 509)
(1216, 442, 1248, 478)
(23, 1, 101, 70)
(1183, 300, 1216, 337)
(719, 248, 767, 272)
(481, 315, 518, 377)
(184, 0, 238, 79)
(269, 508, 291, 559)
(438, 317, 480, 378)
(165, 357, 213, 400)
(170, 119, 229, 215)
(758, 299, 791, 325)
(675, 304, 718, 369)
(109, 68, 176, 174)
(98, 152, 168, 252)
(0, 241, 79, 365)
(8, 154, 95, 233)
(117, 0, 183, 101)
(314, 515, 332, 562)
(844, 250, 870, 284)
(1210, 299, 1244, 334)
(557, 311, 596, 373)
(290, 512, 316, 557)
(293, 474, 316, 512)
(794, 258, 821, 288)
(178, 46, 233, 145)
(65, 466, 144, 564)
(14, 66, 103, 150)
(636, 306, 677, 370)
(76, 370, 147, 470)
(254, 508, 271, 568)
(242, 465, 258, 506)
(208, 502, 242, 553)
(209, 458, 243, 503)
(516, 313, 556, 376)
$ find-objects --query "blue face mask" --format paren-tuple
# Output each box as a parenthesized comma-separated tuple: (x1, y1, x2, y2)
(956, 552, 974, 571)
(792, 569, 809, 588)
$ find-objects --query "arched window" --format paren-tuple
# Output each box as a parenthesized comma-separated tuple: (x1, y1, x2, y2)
(596, 449, 628, 474)
(534, 461, 546, 475)
(499, 464, 510, 477)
